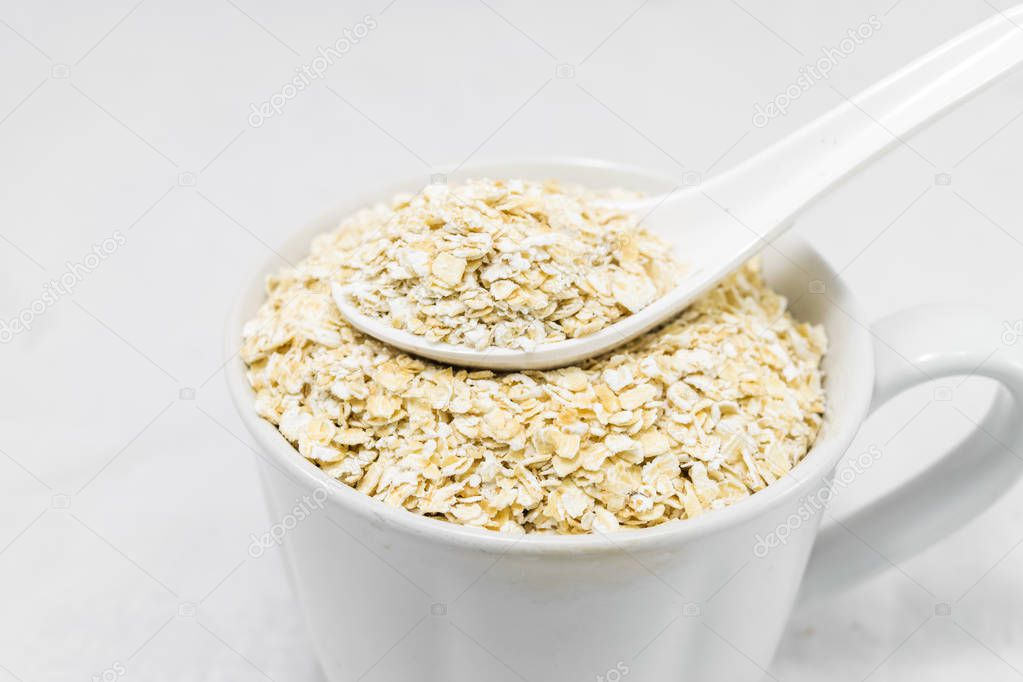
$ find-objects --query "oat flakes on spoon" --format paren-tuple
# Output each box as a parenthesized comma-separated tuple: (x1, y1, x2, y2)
(335, 179, 681, 352)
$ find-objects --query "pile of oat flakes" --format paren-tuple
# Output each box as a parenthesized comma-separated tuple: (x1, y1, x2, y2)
(241, 180, 827, 535)
(342, 179, 680, 349)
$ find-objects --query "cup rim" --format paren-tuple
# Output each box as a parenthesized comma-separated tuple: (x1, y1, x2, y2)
(226, 156, 875, 555)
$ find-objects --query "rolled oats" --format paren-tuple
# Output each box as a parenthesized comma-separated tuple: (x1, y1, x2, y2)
(241, 182, 827, 535)
(340, 179, 681, 350)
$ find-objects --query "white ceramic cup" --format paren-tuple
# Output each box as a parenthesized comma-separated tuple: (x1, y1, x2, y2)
(228, 160, 1023, 682)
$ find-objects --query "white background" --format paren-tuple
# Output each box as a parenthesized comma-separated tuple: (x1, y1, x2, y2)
(1, 0, 1022, 680)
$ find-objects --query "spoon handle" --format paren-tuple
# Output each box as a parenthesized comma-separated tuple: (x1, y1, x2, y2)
(707, 6, 1023, 238)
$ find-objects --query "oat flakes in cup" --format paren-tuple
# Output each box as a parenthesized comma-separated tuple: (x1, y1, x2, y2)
(228, 160, 1023, 682)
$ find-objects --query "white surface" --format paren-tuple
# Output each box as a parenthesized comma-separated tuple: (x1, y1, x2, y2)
(1, 1, 1022, 680)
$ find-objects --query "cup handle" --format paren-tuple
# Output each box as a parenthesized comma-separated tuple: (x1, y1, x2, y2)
(799, 304, 1023, 603)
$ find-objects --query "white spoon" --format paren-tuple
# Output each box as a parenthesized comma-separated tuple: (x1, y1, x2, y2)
(337, 7, 1023, 370)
